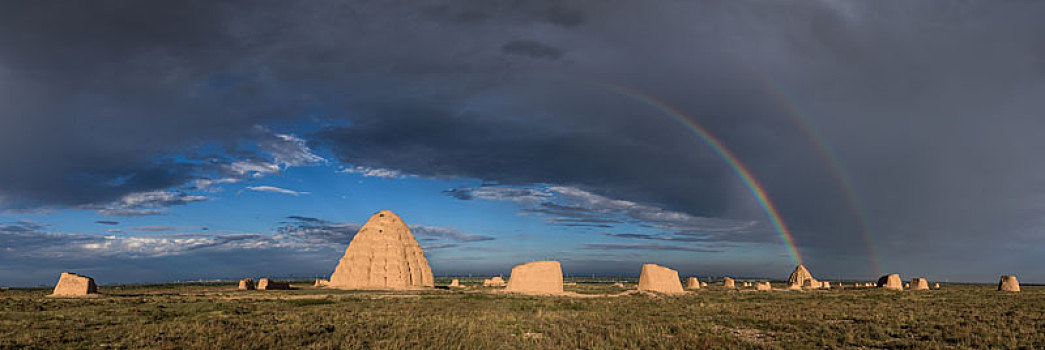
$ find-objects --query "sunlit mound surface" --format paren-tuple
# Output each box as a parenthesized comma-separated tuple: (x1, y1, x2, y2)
(505, 261, 564, 295)
(47, 272, 101, 298)
(327, 210, 434, 290)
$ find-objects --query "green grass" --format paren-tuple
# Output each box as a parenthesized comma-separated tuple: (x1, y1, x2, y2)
(1, 282, 1042, 349)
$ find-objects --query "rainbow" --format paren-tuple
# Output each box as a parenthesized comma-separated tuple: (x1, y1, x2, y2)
(602, 83, 804, 266)
(746, 72, 882, 277)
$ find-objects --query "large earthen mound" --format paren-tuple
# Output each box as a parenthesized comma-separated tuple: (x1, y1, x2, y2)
(483, 276, 506, 287)
(998, 275, 1020, 292)
(638, 264, 684, 294)
(505, 260, 563, 295)
(910, 278, 929, 291)
(449, 279, 460, 287)
(49, 272, 99, 297)
(328, 210, 434, 290)
(722, 277, 735, 288)
(238, 278, 255, 290)
(685, 277, 701, 289)
(756, 282, 771, 291)
(877, 274, 903, 290)
(788, 265, 819, 289)
(257, 278, 291, 290)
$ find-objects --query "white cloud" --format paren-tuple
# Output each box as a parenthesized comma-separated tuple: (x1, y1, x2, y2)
(119, 191, 207, 207)
(192, 178, 240, 191)
(412, 226, 494, 242)
(227, 160, 281, 177)
(267, 133, 326, 166)
(97, 208, 166, 216)
(444, 186, 552, 204)
(246, 185, 309, 196)
(128, 225, 206, 232)
(339, 166, 404, 179)
(0, 226, 344, 259)
(92, 190, 208, 217)
(192, 129, 325, 193)
(58, 128, 324, 217)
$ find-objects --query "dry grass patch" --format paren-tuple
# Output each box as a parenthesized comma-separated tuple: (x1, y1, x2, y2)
(0, 282, 1042, 349)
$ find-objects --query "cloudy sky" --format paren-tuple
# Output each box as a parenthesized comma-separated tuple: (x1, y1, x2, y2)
(2, 1, 1043, 286)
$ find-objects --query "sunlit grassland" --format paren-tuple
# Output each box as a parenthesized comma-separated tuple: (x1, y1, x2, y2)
(1, 279, 1042, 349)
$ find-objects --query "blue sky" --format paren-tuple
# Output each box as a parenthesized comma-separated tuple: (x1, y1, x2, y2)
(0, 134, 793, 286)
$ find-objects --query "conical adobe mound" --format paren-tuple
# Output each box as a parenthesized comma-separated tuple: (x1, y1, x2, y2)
(328, 210, 434, 289)
(788, 264, 818, 289)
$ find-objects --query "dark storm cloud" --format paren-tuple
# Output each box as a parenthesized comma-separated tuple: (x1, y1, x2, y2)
(94, 221, 120, 226)
(501, 40, 564, 60)
(1, 0, 1044, 281)
(0, 1, 325, 211)
(307, 1, 1045, 280)
(525, 203, 627, 225)
(422, 1, 585, 27)
(442, 186, 758, 235)
(603, 232, 775, 245)
(0, 0, 584, 210)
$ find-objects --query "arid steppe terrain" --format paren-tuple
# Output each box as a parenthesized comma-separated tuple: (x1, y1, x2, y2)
(1, 279, 1042, 349)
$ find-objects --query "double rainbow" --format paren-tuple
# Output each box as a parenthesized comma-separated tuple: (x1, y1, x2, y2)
(603, 83, 804, 266)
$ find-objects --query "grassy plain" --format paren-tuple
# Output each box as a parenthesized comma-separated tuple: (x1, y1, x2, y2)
(1, 278, 1042, 349)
